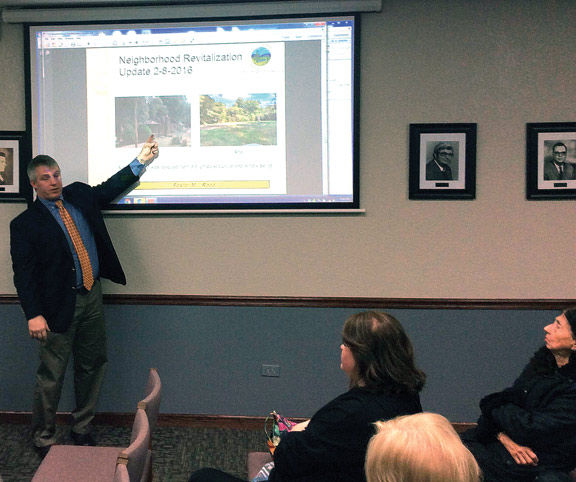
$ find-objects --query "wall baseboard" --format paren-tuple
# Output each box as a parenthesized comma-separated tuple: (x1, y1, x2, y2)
(0, 411, 303, 430)
(0, 411, 476, 432)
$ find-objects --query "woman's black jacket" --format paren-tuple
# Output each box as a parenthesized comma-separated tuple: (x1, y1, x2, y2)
(466, 347, 576, 479)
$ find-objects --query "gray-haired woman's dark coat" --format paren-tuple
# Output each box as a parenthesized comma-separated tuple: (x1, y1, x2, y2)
(462, 347, 576, 481)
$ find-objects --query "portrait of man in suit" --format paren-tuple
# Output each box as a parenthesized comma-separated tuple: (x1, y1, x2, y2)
(425, 141, 459, 181)
(0, 148, 14, 186)
(410, 125, 475, 199)
(543, 141, 575, 181)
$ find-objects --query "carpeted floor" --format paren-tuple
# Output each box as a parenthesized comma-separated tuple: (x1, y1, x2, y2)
(0, 422, 264, 481)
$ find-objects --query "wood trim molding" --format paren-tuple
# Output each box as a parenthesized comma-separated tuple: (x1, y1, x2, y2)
(0, 411, 476, 432)
(1, 293, 575, 309)
(105, 295, 576, 310)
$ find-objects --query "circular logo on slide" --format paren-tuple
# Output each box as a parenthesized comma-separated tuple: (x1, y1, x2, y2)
(251, 47, 271, 66)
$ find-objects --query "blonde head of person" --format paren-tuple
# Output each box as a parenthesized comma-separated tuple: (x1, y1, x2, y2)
(365, 412, 482, 482)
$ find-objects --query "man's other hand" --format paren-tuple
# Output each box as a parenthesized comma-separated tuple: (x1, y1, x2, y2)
(29, 315, 50, 342)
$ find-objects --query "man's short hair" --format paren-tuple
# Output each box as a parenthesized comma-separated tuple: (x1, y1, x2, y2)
(27, 155, 59, 183)
(365, 412, 481, 482)
(0, 151, 6, 159)
(433, 142, 454, 158)
(552, 142, 567, 153)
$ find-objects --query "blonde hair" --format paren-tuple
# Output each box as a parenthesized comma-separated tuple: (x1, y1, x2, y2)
(365, 413, 481, 482)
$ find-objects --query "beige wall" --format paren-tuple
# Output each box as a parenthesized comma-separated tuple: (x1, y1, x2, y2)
(1, 0, 574, 299)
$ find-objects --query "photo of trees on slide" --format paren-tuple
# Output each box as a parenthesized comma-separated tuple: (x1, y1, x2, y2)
(115, 95, 191, 148)
(200, 93, 277, 146)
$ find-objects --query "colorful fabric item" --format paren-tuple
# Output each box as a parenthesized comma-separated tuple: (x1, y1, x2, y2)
(265, 411, 297, 455)
(55, 200, 94, 290)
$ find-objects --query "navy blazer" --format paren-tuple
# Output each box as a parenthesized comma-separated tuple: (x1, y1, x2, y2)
(10, 165, 138, 333)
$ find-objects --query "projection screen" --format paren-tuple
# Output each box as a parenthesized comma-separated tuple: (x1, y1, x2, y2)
(28, 16, 360, 212)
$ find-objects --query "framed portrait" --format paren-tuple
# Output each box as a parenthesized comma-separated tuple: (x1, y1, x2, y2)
(0, 131, 29, 201)
(526, 122, 576, 200)
(409, 123, 476, 200)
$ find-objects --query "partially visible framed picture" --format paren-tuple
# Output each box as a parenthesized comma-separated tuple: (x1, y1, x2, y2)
(526, 122, 576, 200)
(409, 123, 476, 200)
(0, 131, 29, 201)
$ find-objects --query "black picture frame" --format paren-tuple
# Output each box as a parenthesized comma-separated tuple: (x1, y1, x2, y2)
(526, 122, 576, 200)
(409, 123, 476, 200)
(0, 131, 30, 202)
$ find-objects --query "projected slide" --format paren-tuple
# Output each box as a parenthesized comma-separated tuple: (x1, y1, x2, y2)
(86, 43, 286, 201)
(29, 17, 357, 211)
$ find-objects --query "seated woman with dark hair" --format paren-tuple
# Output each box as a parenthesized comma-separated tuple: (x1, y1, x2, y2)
(189, 311, 426, 482)
(461, 308, 576, 482)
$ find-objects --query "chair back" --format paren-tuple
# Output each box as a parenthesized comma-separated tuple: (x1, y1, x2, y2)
(113, 463, 130, 482)
(137, 368, 162, 434)
(117, 408, 150, 482)
(247, 452, 274, 480)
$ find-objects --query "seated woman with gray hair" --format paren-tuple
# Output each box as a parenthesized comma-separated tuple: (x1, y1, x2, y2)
(461, 308, 576, 482)
(365, 412, 481, 482)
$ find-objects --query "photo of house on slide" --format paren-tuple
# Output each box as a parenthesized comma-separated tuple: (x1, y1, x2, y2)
(200, 93, 277, 147)
(115, 95, 191, 148)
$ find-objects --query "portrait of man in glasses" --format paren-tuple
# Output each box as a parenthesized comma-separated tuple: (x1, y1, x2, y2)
(543, 141, 574, 181)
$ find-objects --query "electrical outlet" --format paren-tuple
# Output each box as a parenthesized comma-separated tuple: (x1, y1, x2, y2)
(261, 364, 280, 377)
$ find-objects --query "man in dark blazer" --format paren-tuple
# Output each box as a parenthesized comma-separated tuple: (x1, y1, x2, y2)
(543, 142, 574, 180)
(425, 142, 454, 181)
(10, 136, 158, 456)
(0, 150, 10, 185)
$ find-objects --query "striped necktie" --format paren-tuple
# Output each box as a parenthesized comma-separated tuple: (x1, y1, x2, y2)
(55, 200, 94, 291)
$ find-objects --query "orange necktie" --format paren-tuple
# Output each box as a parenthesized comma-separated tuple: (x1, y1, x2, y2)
(55, 200, 94, 291)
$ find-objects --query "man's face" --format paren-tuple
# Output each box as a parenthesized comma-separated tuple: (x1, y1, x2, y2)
(31, 165, 62, 200)
(435, 146, 454, 164)
(552, 146, 567, 165)
(0, 156, 6, 172)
